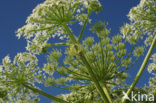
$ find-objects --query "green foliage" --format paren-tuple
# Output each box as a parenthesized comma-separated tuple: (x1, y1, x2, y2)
(0, 0, 155, 103)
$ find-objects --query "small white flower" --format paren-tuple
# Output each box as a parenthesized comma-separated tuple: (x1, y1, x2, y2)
(59, 36, 64, 40)
(77, 9, 81, 13)
(79, 21, 84, 25)
(148, 63, 155, 73)
(84, 1, 89, 8)
(3, 55, 11, 64)
(0, 65, 3, 72)
(151, 53, 156, 62)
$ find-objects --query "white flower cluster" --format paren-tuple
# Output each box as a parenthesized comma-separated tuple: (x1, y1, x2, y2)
(148, 53, 156, 95)
(16, 0, 101, 54)
(54, 84, 98, 102)
(121, 0, 156, 45)
(133, 46, 144, 57)
(0, 52, 42, 102)
(148, 53, 156, 73)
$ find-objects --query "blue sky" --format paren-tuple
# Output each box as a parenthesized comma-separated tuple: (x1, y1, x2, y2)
(0, 0, 154, 103)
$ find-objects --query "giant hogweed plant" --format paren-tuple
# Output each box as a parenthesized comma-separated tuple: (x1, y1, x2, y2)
(0, 0, 155, 103)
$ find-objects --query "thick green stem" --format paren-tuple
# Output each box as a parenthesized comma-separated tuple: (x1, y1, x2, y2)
(62, 23, 77, 43)
(122, 35, 156, 103)
(63, 24, 110, 103)
(49, 43, 69, 46)
(99, 37, 112, 103)
(78, 12, 91, 43)
(99, 37, 105, 70)
(79, 53, 110, 103)
(45, 43, 69, 48)
(23, 84, 69, 103)
(100, 82, 113, 103)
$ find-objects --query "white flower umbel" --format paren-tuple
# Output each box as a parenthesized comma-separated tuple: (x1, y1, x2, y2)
(0, 52, 42, 102)
(148, 53, 156, 73)
(16, 0, 102, 54)
(121, 0, 156, 46)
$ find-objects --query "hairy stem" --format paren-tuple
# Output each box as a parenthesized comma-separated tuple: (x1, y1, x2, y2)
(122, 35, 156, 103)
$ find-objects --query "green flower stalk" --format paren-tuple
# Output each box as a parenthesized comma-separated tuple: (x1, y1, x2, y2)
(0, 53, 41, 102)
(63, 23, 110, 103)
(121, 0, 156, 102)
(23, 84, 69, 103)
(61, 21, 139, 102)
(122, 35, 156, 103)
